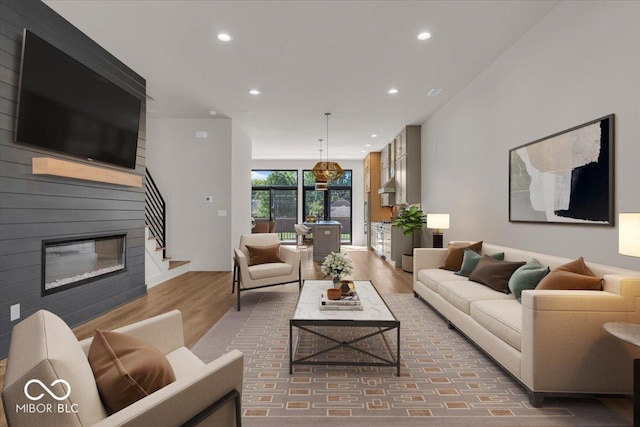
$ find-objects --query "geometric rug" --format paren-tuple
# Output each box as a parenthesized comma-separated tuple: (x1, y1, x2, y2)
(192, 292, 628, 427)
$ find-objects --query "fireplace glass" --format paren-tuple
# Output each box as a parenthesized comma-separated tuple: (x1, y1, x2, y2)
(43, 234, 126, 295)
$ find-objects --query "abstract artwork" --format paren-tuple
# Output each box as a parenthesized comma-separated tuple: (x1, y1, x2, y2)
(509, 115, 614, 225)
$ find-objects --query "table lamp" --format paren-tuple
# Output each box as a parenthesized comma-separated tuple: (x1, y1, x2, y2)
(426, 213, 449, 248)
(619, 213, 640, 257)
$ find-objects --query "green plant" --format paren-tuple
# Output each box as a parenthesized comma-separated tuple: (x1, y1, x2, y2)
(393, 206, 426, 249)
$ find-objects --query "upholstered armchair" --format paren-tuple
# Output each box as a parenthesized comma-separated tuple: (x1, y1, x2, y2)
(232, 233, 301, 311)
(2, 310, 243, 427)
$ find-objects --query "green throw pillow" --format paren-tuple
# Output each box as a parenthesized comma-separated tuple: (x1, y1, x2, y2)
(508, 259, 550, 302)
(455, 249, 504, 277)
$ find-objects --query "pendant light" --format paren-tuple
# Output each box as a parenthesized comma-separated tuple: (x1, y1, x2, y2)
(314, 139, 327, 191)
(312, 112, 343, 185)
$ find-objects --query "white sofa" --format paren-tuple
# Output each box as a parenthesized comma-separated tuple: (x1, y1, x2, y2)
(413, 242, 640, 406)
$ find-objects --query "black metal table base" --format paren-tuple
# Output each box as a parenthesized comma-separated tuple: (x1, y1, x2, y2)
(289, 321, 400, 376)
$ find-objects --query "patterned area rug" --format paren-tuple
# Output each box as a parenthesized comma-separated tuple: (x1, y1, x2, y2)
(192, 292, 627, 427)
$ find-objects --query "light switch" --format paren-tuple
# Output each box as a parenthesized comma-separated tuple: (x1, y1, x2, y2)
(10, 304, 20, 321)
(218, 210, 227, 217)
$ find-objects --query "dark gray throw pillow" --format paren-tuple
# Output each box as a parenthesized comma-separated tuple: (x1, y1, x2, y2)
(455, 249, 504, 277)
(468, 256, 526, 293)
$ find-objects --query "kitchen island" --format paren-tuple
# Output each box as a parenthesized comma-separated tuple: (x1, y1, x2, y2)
(302, 221, 341, 262)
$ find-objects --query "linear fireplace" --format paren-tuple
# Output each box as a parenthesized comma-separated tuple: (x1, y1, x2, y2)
(42, 234, 126, 295)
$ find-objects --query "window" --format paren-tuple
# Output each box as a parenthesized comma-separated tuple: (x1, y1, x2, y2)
(303, 170, 352, 244)
(251, 170, 298, 242)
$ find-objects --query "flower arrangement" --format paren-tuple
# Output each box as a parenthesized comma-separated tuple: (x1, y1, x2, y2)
(321, 252, 353, 283)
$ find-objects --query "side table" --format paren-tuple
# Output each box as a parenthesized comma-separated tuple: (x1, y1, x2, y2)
(604, 322, 640, 427)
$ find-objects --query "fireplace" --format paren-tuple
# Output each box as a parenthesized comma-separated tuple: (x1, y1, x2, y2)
(42, 234, 126, 295)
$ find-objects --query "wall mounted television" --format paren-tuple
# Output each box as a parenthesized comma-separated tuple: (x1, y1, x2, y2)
(15, 29, 141, 169)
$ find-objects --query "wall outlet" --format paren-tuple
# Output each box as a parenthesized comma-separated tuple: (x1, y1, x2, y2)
(217, 210, 227, 217)
(10, 304, 20, 321)
(204, 196, 213, 203)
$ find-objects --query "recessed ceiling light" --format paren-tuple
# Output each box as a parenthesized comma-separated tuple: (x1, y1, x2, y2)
(427, 88, 442, 97)
(361, 150, 367, 153)
(249, 89, 261, 95)
(365, 144, 371, 147)
(370, 134, 377, 138)
(417, 32, 431, 41)
(217, 33, 232, 42)
(388, 88, 398, 94)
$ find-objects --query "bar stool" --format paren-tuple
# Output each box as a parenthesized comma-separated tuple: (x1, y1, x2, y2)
(294, 224, 312, 259)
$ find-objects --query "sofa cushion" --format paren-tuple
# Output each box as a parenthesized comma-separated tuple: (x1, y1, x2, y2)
(441, 241, 483, 271)
(455, 249, 504, 277)
(245, 243, 284, 266)
(508, 259, 550, 302)
(248, 262, 293, 280)
(469, 256, 526, 293)
(438, 280, 513, 315)
(88, 330, 176, 413)
(536, 257, 602, 290)
(417, 268, 459, 292)
(470, 300, 522, 351)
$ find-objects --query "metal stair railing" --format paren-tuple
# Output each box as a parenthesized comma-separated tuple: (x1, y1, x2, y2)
(144, 168, 166, 259)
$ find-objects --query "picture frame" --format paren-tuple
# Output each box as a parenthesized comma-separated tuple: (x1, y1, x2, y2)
(509, 114, 614, 226)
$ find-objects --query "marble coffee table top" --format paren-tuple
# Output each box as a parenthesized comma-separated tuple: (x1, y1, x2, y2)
(603, 322, 640, 348)
(293, 280, 396, 322)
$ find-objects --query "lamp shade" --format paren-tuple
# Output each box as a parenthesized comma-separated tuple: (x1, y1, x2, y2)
(619, 213, 640, 257)
(426, 214, 450, 230)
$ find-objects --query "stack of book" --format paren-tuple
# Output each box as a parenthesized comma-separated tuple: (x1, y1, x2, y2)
(320, 291, 363, 311)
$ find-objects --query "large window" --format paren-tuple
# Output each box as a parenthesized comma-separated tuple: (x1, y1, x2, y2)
(303, 170, 352, 244)
(251, 170, 298, 242)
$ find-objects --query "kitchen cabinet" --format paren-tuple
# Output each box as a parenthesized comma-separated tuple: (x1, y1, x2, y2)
(394, 125, 421, 205)
(364, 153, 391, 248)
(371, 222, 412, 268)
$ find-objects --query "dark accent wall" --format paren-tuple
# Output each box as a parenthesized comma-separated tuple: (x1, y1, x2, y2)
(0, 0, 146, 358)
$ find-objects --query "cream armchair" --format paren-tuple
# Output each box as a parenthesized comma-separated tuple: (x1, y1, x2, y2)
(2, 310, 243, 427)
(232, 233, 301, 311)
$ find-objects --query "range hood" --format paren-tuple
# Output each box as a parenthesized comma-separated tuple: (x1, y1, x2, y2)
(378, 178, 395, 194)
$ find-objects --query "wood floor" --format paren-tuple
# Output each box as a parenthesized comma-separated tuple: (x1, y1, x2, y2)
(0, 248, 632, 425)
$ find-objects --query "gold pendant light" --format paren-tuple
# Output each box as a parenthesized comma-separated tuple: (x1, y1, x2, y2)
(312, 113, 343, 185)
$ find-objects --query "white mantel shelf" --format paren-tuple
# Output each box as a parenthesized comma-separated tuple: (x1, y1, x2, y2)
(32, 157, 143, 187)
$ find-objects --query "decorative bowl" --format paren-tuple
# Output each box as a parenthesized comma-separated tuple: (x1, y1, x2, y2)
(327, 288, 342, 300)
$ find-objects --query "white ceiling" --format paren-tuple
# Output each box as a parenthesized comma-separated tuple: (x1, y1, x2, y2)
(44, 0, 559, 160)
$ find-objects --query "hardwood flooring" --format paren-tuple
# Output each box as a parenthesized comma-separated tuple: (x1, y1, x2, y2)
(0, 248, 631, 425)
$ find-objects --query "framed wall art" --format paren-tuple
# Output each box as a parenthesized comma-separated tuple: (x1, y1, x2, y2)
(509, 114, 614, 225)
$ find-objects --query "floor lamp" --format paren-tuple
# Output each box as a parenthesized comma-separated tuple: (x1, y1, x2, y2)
(617, 213, 640, 427)
(426, 214, 449, 249)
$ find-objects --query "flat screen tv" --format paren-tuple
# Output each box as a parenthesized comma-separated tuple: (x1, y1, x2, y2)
(15, 29, 141, 169)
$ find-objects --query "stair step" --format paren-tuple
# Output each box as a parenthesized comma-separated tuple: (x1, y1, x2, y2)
(155, 246, 165, 251)
(169, 260, 190, 270)
(162, 257, 172, 261)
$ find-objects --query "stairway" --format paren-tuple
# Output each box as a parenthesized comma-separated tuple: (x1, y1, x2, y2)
(145, 225, 191, 288)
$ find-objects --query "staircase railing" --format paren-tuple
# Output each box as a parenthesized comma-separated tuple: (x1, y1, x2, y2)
(144, 168, 166, 259)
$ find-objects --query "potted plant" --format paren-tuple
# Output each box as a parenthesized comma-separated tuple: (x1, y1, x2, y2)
(393, 206, 426, 273)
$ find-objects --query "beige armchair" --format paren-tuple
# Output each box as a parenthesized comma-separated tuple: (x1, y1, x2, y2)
(2, 310, 243, 427)
(232, 233, 301, 311)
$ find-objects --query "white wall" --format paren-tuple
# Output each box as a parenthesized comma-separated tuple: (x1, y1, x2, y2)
(231, 124, 253, 254)
(147, 118, 233, 271)
(251, 159, 365, 246)
(421, 1, 640, 269)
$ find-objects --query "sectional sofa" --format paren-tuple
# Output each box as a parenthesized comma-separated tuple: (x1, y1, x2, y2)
(413, 241, 640, 406)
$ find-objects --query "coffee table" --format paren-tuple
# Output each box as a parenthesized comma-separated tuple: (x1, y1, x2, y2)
(289, 280, 400, 376)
